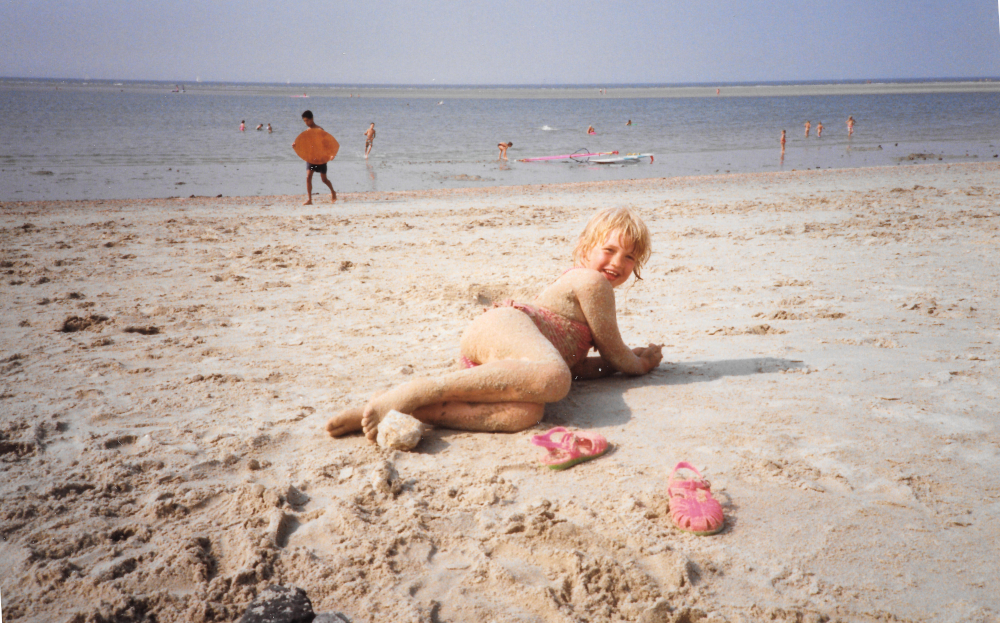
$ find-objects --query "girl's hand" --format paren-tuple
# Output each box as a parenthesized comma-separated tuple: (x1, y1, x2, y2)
(632, 344, 663, 374)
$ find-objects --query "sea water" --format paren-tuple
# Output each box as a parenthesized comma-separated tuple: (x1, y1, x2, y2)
(1, 78, 999, 201)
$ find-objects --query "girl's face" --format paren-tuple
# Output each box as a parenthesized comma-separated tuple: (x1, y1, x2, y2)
(583, 230, 636, 288)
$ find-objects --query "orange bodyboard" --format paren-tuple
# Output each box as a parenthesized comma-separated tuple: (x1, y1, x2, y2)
(293, 128, 340, 165)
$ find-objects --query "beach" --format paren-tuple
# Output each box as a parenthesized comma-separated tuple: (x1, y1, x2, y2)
(1, 162, 999, 622)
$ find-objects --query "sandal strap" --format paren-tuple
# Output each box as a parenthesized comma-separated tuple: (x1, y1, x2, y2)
(669, 461, 702, 482)
(668, 461, 711, 496)
(531, 427, 608, 462)
(531, 427, 575, 451)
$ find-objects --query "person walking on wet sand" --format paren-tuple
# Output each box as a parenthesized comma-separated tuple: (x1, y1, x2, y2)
(847, 116, 855, 137)
(240, 120, 245, 132)
(497, 141, 513, 160)
(293, 110, 336, 205)
(364, 122, 376, 159)
(781, 129, 786, 155)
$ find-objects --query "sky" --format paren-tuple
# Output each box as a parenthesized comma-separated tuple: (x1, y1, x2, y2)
(2, 0, 999, 85)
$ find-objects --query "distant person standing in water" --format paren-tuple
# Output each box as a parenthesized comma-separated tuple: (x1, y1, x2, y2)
(256, 123, 263, 131)
(364, 122, 376, 159)
(293, 110, 336, 206)
(497, 141, 513, 160)
(781, 130, 786, 155)
(816, 121, 824, 138)
(847, 116, 855, 137)
(240, 120, 245, 132)
(267, 123, 273, 133)
(804, 121, 811, 138)
(626, 120, 632, 126)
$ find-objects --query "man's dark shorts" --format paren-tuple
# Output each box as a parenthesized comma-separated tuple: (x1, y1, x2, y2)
(307, 162, 328, 174)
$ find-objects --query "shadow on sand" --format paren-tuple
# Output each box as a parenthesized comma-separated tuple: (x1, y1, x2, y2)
(418, 357, 805, 452)
(545, 356, 806, 428)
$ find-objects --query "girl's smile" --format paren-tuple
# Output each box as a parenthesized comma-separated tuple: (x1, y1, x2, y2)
(584, 232, 636, 287)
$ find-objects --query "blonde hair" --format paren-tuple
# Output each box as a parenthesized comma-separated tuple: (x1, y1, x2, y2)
(573, 207, 652, 280)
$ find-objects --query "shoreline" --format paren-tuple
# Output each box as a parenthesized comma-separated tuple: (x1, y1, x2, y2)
(3, 160, 997, 210)
(2, 161, 999, 622)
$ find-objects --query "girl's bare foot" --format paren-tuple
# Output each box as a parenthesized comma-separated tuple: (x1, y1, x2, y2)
(361, 403, 388, 442)
(326, 406, 363, 437)
(360, 381, 426, 442)
(360, 389, 412, 442)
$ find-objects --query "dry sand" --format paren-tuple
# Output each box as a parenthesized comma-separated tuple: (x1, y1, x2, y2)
(1, 163, 999, 623)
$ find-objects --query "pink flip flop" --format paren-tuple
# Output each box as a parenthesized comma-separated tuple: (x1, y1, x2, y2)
(668, 462, 725, 535)
(531, 427, 609, 470)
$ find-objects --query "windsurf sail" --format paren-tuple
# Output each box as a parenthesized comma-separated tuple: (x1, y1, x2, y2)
(518, 149, 618, 163)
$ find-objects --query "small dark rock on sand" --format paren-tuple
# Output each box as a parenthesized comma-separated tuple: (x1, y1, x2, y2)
(238, 585, 314, 623)
(124, 325, 161, 335)
(60, 314, 109, 333)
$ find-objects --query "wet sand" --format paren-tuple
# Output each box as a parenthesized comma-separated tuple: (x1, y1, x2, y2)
(1, 162, 999, 622)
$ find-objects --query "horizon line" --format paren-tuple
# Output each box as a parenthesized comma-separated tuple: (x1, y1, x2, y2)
(3, 75, 1000, 88)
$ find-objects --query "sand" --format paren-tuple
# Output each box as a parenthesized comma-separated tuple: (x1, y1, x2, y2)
(1, 162, 998, 623)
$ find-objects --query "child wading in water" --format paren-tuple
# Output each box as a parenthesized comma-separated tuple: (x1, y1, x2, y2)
(326, 207, 664, 441)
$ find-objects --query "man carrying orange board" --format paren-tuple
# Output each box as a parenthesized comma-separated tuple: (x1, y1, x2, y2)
(292, 110, 339, 205)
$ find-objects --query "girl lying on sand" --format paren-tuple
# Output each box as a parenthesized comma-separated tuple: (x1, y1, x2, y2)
(326, 207, 664, 441)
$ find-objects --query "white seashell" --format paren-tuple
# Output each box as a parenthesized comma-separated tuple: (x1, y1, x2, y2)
(376, 410, 425, 451)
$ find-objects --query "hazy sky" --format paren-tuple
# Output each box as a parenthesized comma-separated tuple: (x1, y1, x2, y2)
(3, 1, 999, 85)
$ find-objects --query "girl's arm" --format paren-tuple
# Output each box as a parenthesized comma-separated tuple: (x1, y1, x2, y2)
(574, 271, 662, 375)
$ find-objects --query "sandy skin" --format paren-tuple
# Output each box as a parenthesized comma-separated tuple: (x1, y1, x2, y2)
(326, 231, 663, 442)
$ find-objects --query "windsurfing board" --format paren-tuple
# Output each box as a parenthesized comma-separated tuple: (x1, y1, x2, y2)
(519, 150, 618, 162)
(591, 153, 654, 164)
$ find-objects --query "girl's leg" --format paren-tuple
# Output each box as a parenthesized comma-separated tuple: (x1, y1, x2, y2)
(326, 399, 543, 438)
(412, 401, 544, 432)
(359, 308, 571, 441)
